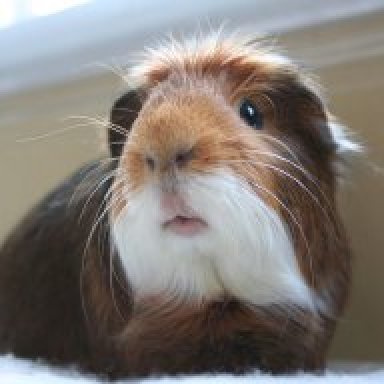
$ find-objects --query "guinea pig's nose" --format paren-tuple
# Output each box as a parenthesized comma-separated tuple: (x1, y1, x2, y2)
(173, 148, 194, 168)
(145, 148, 194, 171)
(145, 155, 156, 171)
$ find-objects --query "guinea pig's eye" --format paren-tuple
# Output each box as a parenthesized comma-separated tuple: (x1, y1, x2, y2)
(239, 99, 263, 129)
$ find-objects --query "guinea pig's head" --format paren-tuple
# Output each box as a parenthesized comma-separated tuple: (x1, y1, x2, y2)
(108, 34, 357, 314)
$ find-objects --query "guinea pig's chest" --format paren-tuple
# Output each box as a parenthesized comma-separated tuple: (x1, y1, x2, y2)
(111, 297, 322, 375)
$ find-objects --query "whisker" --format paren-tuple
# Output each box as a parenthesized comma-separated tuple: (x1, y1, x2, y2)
(79, 190, 125, 327)
(226, 158, 335, 228)
(79, 201, 110, 326)
(90, 61, 129, 83)
(78, 171, 118, 224)
(108, 224, 128, 321)
(217, 131, 301, 164)
(65, 115, 129, 137)
(190, 172, 313, 284)
(112, 106, 139, 114)
(256, 133, 301, 163)
(68, 158, 119, 207)
(247, 178, 314, 285)
(243, 149, 316, 182)
(243, 149, 336, 216)
(80, 188, 124, 289)
(16, 112, 129, 143)
(16, 123, 98, 143)
(83, 185, 121, 256)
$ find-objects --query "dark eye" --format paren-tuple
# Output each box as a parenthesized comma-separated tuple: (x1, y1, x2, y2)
(239, 99, 263, 129)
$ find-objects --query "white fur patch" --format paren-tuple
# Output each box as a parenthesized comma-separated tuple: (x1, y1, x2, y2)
(328, 121, 361, 177)
(329, 121, 361, 155)
(112, 170, 315, 308)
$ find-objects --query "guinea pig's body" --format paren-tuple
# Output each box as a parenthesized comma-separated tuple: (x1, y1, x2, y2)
(0, 34, 355, 378)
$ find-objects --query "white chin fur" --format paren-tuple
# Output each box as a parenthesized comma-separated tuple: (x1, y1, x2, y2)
(112, 170, 315, 309)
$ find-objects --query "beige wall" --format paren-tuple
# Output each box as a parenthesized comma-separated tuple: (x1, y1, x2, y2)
(324, 66, 384, 362)
(1, 18, 383, 363)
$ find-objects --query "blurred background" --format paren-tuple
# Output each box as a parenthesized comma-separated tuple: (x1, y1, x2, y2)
(0, 0, 383, 363)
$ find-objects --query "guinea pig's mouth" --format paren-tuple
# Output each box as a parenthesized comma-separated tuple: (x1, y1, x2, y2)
(162, 215, 208, 236)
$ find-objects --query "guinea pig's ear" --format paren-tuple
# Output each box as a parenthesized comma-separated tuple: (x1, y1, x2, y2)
(299, 81, 361, 158)
(282, 79, 361, 178)
(280, 79, 360, 159)
(109, 88, 143, 158)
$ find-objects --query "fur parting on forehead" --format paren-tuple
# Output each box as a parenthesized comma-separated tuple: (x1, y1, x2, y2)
(127, 32, 298, 87)
(111, 169, 318, 310)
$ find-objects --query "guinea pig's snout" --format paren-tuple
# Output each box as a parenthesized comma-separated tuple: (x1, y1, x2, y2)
(144, 147, 194, 172)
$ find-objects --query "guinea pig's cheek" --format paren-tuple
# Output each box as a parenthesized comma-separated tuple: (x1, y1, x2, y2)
(119, 149, 148, 192)
(228, 159, 281, 215)
(111, 170, 316, 309)
(184, 171, 316, 308)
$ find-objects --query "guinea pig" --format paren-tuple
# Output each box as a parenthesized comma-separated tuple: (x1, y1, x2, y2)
(0, 33, 358, 379)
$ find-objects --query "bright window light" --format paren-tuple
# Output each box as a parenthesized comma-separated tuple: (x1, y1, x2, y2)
(0, 0, 90, 29)
(0, 0, 15, 28)
(28, 0, 90, 17)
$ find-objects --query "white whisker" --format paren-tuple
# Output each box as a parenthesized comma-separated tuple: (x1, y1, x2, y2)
(78, 170, 118, 223)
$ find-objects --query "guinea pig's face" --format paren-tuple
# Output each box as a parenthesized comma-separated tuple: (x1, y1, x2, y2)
(109, 35, 356, 311)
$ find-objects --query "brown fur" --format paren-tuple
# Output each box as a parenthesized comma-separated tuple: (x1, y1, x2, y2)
(0, 34, 351, 378)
